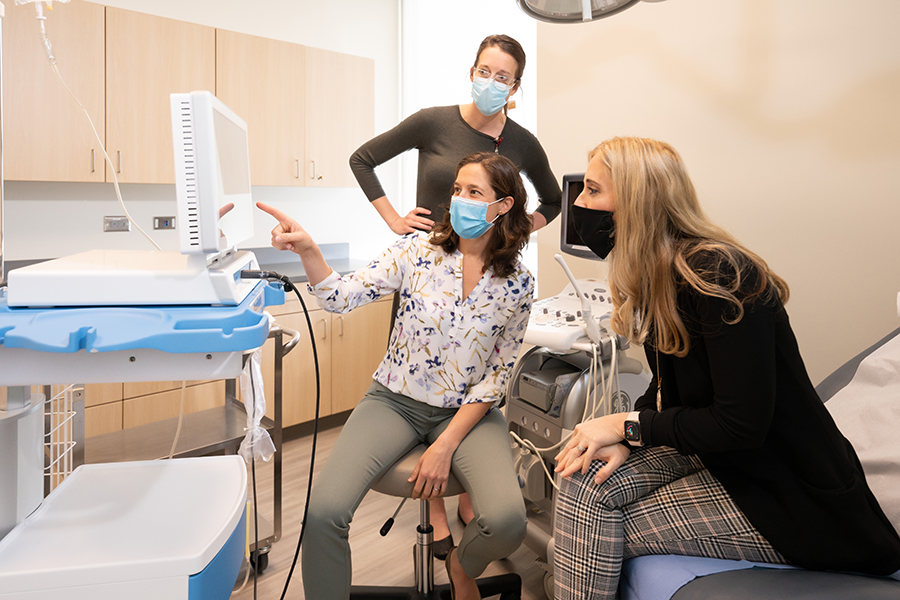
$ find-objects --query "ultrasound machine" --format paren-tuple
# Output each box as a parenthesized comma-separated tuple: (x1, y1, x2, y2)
(506, 174, 650, 598)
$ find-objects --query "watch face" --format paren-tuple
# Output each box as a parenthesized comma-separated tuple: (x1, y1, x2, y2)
(624, 420, 640, 441)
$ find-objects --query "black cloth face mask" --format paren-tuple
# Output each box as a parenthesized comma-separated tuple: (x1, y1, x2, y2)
(572, 204, 616, 259)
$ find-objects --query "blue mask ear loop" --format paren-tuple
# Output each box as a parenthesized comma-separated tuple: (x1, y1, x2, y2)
(488, 197, 512, 224)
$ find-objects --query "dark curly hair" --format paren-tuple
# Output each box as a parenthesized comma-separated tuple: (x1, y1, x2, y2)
(430, 152, 531, 278)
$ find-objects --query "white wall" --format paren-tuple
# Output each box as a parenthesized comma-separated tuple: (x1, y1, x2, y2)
(535, 0, 900, 384)
(3, 0, 400, 261)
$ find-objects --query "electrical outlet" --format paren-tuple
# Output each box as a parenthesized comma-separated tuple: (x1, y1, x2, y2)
(154, 216, 176, 230)
(104, 216, 131, 232)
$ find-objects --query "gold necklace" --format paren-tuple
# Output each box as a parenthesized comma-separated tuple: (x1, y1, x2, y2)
(655, 347, 662, 412)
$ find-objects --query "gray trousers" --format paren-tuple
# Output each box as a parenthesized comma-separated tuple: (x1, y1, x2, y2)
(302, 381, 527, 600)
(554, 446, 788, 600)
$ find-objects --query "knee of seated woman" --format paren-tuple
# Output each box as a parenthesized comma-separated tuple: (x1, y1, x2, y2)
(559, 461, 651, 510)
(474, 507, 528, 546)
(306, 490, 353, 532)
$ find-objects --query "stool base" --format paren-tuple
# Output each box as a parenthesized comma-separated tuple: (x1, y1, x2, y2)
(350, 572, 522, 599)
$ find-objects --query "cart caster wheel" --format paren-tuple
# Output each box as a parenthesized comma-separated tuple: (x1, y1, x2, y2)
(250, 550, 269, 574)
(543, 571, 554, 599)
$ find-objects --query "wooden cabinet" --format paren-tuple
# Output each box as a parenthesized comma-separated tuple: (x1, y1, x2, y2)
(83, 380, 224, 437)
(105, 7, 215, 184)
(2, 3, 215, 185)
(264, 289, 392, 427)
(123, 381, 225, 429)
(218, 33, 374, 188)
(331, 302, 393, 413)
(216, 29, 306, 187)
(305, 47, 375, 188)
(3, 3, 373, 187)
(2, 0, 105, 182)
(84, 383, 124, 437)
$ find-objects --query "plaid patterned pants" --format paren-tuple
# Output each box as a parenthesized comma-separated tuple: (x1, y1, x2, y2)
(553, 446, 789, 600)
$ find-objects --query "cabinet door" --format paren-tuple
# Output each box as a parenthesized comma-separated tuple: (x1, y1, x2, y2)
(216, 29, 306, 187)
(106, 7, 215, 184)
(84, 383, 124, 408)
(85, 403, 123, 438)
(268, 311, 333, 427)
(2, 0, 105, 182)
(331, 299, 393, 414)
(304, 47, 374, 187)
(123, 380, 225, 428)
(123, 380, 211, 400)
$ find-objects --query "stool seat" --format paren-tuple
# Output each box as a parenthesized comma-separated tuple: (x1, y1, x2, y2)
(371, 445, 466, 498)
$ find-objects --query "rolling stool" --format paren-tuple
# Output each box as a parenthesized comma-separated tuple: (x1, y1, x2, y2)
(349, 444, 522, 599)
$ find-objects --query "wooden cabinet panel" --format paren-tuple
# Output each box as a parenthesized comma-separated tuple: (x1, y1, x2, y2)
(123, 380, 211, 399)
(266, 287, 318, 317)
(305, 47, 375, 187)
(216, 29, 306, 186)
(2, 0, 105, 182)
(266, 310, 333, 427)
(123, 380, 225, 428)
(332, 299, 393, 414)
(84, 383, 123, 408)
(106, 7, 215, 184)
(4, 8, 373, 188)
(265, 295, 392, 426)
(85, 402, 123, 438)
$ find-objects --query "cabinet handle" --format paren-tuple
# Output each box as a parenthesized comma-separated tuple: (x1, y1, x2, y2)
(338, 316, 344, 337)
(319, 318, 328, 340)
(295, 159, 300, 179)
(117, 150, 122, 174)
(91, 149, 96, 173)
(310, 160, 323, 181)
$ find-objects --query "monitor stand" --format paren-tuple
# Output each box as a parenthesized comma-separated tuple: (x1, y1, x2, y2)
(6, 248, 260, 307)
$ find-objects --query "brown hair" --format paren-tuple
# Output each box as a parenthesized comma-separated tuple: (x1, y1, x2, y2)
(431, 152, 531, 278)
(473, 34, 526, 81)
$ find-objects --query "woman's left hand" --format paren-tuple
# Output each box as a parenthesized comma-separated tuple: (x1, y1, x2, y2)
(555, 413, 629, 480)
(408, 439, 455, 500)
(556, 441, 631, 485)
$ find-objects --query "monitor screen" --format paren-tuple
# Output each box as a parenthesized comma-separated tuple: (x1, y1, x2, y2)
(171, 91, 253, 255)
(559, 173, 600, 260)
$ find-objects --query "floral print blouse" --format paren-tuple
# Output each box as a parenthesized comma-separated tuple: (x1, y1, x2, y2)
(308, 231, 534, 408)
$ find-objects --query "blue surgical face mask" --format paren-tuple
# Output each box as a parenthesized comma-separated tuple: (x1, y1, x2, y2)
(450, 195, 504, 239)
(471, 76, 510, 117)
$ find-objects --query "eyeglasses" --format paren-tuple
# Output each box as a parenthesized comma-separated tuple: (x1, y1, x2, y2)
(473, 67, 517, 91)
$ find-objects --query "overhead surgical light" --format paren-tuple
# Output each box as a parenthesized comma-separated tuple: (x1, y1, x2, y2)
(516, 0, 665, 24)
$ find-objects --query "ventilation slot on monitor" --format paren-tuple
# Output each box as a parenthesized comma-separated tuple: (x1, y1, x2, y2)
(177, 100, 201, 249)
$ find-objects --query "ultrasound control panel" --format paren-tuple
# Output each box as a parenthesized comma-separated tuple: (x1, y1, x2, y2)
(524, 278, 614, 350)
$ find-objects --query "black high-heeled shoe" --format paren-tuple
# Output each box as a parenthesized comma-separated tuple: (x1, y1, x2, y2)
(433, 533, 454, 561)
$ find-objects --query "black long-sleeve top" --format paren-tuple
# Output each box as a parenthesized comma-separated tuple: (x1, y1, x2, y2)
(349, 105, 562, 225)
(634, 254, 900, 575)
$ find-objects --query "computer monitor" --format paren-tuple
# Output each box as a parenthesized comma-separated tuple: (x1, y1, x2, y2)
(171, 91, 253, 255)
(559, 173, 600, 260)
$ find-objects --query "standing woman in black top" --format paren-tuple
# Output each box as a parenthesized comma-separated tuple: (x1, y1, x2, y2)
(552, 136, 900, 599)
(350, 34, 562, 234)
(350, 34, 562, 558)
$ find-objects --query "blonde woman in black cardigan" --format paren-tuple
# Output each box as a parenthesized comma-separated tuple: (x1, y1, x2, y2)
(553, 136, 900, 599)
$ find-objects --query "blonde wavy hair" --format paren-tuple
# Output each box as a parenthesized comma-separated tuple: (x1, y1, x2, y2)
(594, 137, 790, 357)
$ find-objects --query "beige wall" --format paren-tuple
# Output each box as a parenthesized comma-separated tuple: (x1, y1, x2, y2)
(535, 0, 900, 384)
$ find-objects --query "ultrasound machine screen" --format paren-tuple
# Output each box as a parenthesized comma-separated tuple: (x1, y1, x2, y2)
(559, 173, 600, 260)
